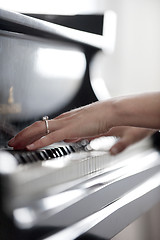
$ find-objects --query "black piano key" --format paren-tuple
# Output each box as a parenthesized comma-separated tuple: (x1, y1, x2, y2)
(54, 148, 61, 157)
(13, 153, 24, 164)
(5, 143, 85, 165)
(50, 149, 57, 158)
(51, 148, 60, 157)
(35, 151, 46, 161)
(65, 146, 72, 154)
(26, 152, 38, 163)
(45, 149, 56, 158)
(68, 145, 75, 153)
(30, 152, 39, 162)
(41, 150, 50, 160)
(10, 150, 35, 164)
(20, 153, 30, 164)
(55, 148, 63, 157)
(59, 146, 68, 155)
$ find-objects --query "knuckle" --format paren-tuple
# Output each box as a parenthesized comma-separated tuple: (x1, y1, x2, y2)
(17, 130, 27, 140)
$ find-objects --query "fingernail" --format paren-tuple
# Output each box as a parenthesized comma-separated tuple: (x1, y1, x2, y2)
(8, 137, 15, 146)
(110, 147, 118, 155)
(26, 144, 35, 150)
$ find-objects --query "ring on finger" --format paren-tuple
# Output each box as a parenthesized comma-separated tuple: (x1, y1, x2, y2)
(42, 116, 50, 134)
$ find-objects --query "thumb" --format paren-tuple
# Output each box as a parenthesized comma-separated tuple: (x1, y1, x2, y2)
(110, 138, 129, 155)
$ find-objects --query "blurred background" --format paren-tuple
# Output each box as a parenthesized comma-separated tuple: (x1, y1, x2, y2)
(1, 0, 160, 239)
(1, 0, 160, 96)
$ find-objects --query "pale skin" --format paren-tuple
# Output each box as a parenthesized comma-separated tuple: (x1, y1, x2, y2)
(8, 92, 160, 154)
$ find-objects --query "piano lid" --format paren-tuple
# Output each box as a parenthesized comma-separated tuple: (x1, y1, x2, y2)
(0, 30, 86, 120)
(0, 8, 107, 50)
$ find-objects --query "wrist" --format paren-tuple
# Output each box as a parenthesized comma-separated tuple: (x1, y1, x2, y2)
(103, 99, 118, 130)
(105, 96, 128, 129)
(110, 96, 138, 128)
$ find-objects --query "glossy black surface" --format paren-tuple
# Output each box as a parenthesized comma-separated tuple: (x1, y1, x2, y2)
(0, 9, 103, 147)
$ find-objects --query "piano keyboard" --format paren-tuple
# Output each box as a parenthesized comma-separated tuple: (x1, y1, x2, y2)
(1, 136, 160, 240)
(5, 143, 85, 165)
(0, 137, 122, 208)
(0, 137, 154, 208)
(2, 137, 117, 165)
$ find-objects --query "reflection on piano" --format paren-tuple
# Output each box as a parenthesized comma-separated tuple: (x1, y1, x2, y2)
(1, 8, 160, 240)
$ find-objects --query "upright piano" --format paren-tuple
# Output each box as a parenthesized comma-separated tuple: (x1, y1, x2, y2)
(0, 8, 160, 240)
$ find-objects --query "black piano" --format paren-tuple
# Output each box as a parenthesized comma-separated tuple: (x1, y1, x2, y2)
(1, 8, 160, 240)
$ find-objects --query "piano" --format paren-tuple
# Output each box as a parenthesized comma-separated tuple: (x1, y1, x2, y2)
(0, 8, 160, 240)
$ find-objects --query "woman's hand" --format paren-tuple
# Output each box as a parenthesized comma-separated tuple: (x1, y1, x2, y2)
(68, 127, 156, 155)
(8, 101, 113, 150)
(105, 126, 156, 155)
(8, 91, 160, 151)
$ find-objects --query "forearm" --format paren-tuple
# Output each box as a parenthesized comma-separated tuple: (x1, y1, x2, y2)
(108, 92, 160, 130)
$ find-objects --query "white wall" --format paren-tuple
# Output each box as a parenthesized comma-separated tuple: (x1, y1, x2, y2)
(91, 0, 160, 98)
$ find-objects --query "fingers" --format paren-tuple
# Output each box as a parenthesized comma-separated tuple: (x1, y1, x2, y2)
(8, 114, 83, 150)
(110, 139, 129, 155)
(64, 138, 82, 143)
(108, 127, 138, 155)
(104, 127, 127, 138)
(8, 119, 64, 150)
(108, 127, 140, 155)
(8, 121, 45, 149)
(8, 101, 110, 150)
(26, 129, 67, 150)
(109, 128, 156, 155)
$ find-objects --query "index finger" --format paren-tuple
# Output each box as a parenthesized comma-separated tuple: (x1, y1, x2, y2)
(8, 120, 48, 149)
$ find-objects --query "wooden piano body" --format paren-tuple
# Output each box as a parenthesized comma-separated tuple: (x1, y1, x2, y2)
(0, 8, 160, 240)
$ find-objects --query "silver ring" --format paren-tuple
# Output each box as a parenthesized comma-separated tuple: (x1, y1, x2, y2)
(42, 116, 50, 134)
